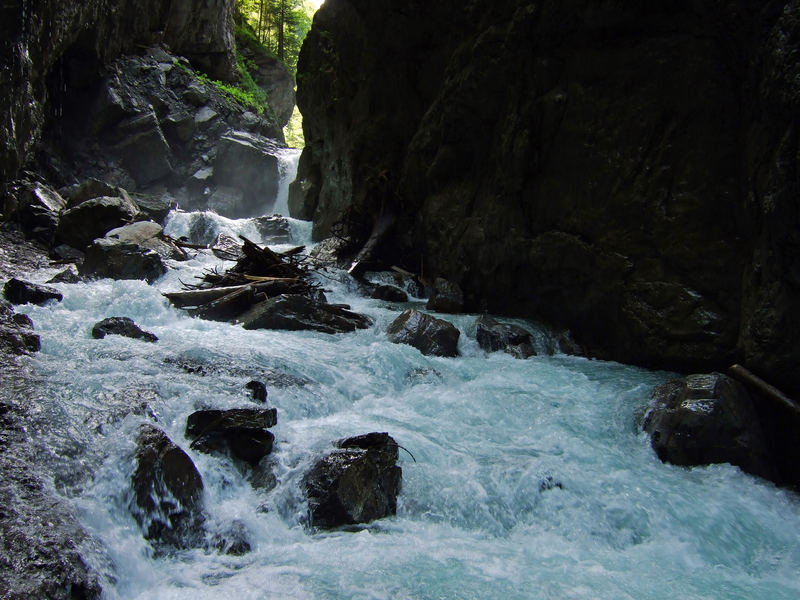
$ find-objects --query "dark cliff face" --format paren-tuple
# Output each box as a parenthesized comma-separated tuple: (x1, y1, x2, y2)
(0, 0, 236, 185)
(293, 0, 800, 394)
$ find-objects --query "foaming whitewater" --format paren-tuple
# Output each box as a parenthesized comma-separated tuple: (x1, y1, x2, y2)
(273, 148, 302, 217)
(12, 174, 800, 598)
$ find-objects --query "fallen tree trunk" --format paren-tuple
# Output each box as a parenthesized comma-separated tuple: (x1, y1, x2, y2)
(728, 364, 800, 417)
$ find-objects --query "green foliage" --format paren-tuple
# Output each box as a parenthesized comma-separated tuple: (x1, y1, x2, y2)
(284, 105, 305, 148)
(236, 0, 315, 74)
(176, 59, 271, 117)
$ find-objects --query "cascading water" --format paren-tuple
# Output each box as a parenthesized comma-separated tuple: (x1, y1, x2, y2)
(273, 148, 302, 217)
(11, 150, 800, 599)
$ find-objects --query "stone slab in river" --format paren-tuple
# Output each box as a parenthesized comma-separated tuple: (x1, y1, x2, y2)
(305, 432, 402, 529)
(131, 425, 205, 549)
(386, 309, 460, 357)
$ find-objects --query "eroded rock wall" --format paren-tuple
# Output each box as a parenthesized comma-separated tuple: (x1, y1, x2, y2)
(0, 0, 237, 186)
(293, 0, 800, 393)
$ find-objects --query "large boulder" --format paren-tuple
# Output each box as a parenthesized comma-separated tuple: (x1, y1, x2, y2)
(185, 408, 277, 467)
(130, 425, 205, 549)
(212, 131, 280, 218)
(91, 317, 158, 342)
(3, 278, 62, 306)
(386, 309, 460, 357)
(305, 432, 402, 529)
(55, 195, 140, 250)
(475, 314, 535, 359)
(643, 374, 776, 481)
(80, 237, 167, 283)
(237, 294, 373, 334)
(0, 299, 40, 355)
(62, 178, 119, 208)
(104, 221, 184, 260)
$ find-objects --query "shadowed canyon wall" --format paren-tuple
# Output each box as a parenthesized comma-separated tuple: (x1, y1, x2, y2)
(292, 0, 800, 394)
(0, 0, 237, 185)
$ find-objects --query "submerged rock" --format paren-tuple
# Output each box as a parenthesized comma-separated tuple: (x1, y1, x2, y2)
(475, 315, 535, 359)
(238, 294, 373, 334)
(386, 309, 460, 357)
(91, 317, 158, 342)
(643, 373, 775, 481)
(305, 432, 402, 529)
(131, 425, 205, 549)
(211, 520, 251, 556)
(3, 278, 63, 306)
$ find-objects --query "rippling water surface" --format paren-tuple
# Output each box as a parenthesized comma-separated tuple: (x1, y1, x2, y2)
(14, 206, 800, 600)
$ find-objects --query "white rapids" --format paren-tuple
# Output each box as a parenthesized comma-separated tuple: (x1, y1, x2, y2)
(11, 153, 800, 600)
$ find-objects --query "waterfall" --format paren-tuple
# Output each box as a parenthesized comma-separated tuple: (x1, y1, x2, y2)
(273, 148, 301, 217)
(10, 205, 800, 600)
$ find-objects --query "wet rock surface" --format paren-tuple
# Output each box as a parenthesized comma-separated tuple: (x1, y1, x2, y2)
(3, 277, 63, 306)
(0, 353, 104, 599)
(305, 432, 402, 529)
(0, 299, 41, 355)
(131, 425, 205, 549)
(80, 237, 168, 283)
(371, 284, 409, 303)
(186, 408, 278, 436)
(643, 374, 776, 482)
(475, 314, 535, 359)
(386, 309, 460, 357)
(238, 294, 373, 334)
(91, 317, 158, 342)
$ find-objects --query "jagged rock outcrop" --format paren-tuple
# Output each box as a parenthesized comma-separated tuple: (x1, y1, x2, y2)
(0, 0, 239, 188)
(293, 0, 800, 394)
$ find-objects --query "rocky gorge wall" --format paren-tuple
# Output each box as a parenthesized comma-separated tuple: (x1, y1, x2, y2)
(0, 0, 238, 186)
(292, 0, 800, 395)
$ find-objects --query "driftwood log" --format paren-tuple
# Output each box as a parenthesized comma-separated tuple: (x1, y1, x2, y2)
(728, 364, 800, 417)
(163, 236, 327, 325)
